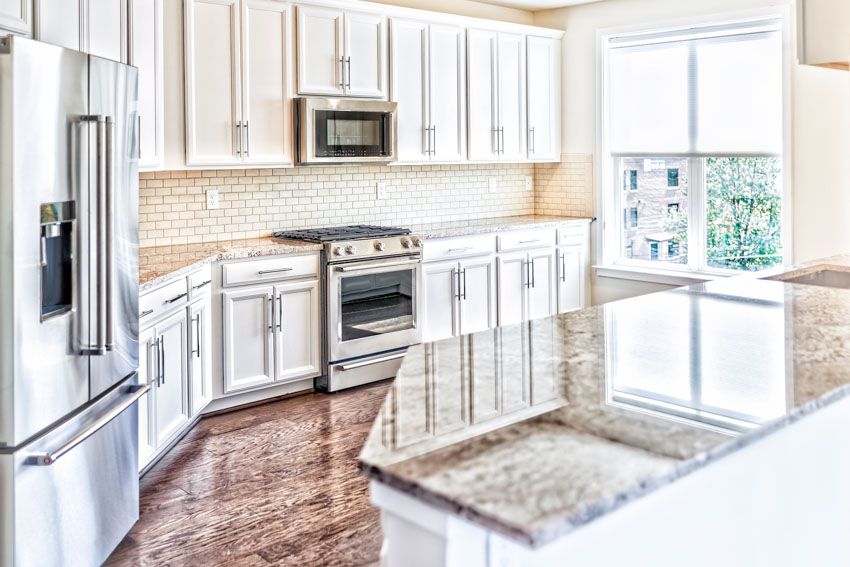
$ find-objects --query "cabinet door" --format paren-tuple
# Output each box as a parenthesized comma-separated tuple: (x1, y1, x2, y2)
(390, 19, 428, 162)
(429, 24, 465, 162)
(526, 35, 559, 161)
(137, 327, 156, 471)
(188, 299, 212, 417)
(88, 0, 126, 62)
(496, 252, 527, 326)
(131, 0, 164, 169)
(497, 32, 525, 160)
(344, 10, 385, 97)
(527, 249, 556, 321)
(458, 256, 496, 336)
(34, 0, 82, 50)
(154, 311, 190, 447)
(241, 0, 290, 165)
(274, 280, 321, 383)
(222, 286, 274, 393)
(0, 0, 31, 35)
(296, 5, 343, 95)
(184, 0, 241, 166)
(557, 245, 585, 314)
(422, 260, 458, 342)
(467, 28, 498, 161)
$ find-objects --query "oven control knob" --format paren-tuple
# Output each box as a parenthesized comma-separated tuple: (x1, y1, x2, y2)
(345, 245, 357, 255)
(375, 241, 386, 251)
(412, 238, 423, 248)
(334, 246, 345, 256)
(401, 238, 413, 249)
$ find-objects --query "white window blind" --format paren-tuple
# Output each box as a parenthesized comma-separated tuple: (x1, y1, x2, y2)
(607, 20, 783, 157)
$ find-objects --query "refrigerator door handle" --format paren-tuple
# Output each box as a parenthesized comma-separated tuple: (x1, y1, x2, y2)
(81, 115, 108, 356)
(105, 116, 114, 351)
(26, 382, 149, 466)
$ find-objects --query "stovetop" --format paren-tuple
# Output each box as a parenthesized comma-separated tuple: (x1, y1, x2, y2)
(273, 225, 411, 243)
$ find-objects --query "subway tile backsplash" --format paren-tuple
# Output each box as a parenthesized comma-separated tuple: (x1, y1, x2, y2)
(139, 156, 593, 247)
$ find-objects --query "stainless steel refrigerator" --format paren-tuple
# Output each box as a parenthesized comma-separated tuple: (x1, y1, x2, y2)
(0, 36, 143, 567)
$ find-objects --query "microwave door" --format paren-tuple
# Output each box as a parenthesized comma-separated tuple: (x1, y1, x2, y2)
(87, 55, 140, 400)
(0, 39, 90, 448)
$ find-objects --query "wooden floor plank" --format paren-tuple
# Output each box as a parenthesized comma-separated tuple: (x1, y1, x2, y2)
(106, 381, 390, 567)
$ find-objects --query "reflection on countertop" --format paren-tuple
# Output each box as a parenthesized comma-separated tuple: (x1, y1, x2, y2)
(408, 214, 591, 239)
(359, 259, 850, 547)
(139, 238, 322, 292)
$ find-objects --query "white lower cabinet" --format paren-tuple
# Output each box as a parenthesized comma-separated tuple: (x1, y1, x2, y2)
(557, 245, 586, 314)
(422, 256, 496, 342)
(138, 327, 157, 469)
(154, 310, 191, 447)
(222, 277, 321, 394)
(188, 297, 213, 416)
(497, 249, 557, 326)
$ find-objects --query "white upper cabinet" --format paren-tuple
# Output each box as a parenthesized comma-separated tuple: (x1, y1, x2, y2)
(496, 32, 525, 161)
(467, 29, 525, 161)
(184, 0, 291, 167)
(391, 19, 465, 162)
(296, 5, 343, 96)
(130, 0, 164, 170)
(35, 0, 126, 61)
(526, 35, 560, 161)
(297, 5, 386, 98)
(798, 0, 850, 68)
(0, 0, 30, 35)
(241, 0, 291, 164)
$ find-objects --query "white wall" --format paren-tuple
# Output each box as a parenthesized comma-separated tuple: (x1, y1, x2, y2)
(534, 0, 850, 305)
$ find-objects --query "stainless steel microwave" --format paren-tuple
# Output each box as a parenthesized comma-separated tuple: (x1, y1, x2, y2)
(294, 97, 398, 165)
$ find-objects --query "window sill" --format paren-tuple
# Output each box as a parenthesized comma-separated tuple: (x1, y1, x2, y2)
(594, 264, 732, 287)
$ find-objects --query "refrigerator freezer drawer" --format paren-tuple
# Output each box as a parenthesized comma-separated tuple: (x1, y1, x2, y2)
(2, 379, 144, 567)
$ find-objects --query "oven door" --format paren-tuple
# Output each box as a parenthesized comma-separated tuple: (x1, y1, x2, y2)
(327, 256, 422, 363)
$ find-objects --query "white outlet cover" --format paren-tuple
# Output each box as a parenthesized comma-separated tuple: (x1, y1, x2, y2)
(489, 178, 497, 193)
(376, 182, 388, 199)
(525, 176, 533, 191)
(206, 189, 219, 210)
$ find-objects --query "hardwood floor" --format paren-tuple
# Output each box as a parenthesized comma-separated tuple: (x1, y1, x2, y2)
(106, 381, 391, 567)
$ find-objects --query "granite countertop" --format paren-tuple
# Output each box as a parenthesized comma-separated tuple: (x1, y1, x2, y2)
(139, 238, 322, 292)
(409, 214, 592, 239)
(359, 254, 850, 547)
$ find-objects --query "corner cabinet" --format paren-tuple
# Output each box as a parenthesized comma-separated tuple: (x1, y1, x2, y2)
(467, 29, 526, 161)
(391, 18, 465, 162)
(526, 35, 560, 161)
(184, 0, 291, 167)
(296, 5, 386, 98)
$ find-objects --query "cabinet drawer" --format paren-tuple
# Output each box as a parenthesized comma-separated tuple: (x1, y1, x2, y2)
(423, 235, 496, 262)
(139, 278, 189, 325)
(222, 254, 319, 287)
(557, 224, 588, 247)
(498, 228, 556, 252)
(188, 265, 213, 300)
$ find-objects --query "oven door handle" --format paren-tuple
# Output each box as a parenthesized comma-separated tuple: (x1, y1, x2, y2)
(334, 259, 420, 273)
(334, 351, 407, 371)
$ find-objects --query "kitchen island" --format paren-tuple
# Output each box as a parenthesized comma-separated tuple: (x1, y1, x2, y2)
(359, 258, 850, 566)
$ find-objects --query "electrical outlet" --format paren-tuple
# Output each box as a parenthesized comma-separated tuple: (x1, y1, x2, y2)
(376, 182, 388, 199)
(489, 178, 497, 193)
(206, 189, 219, 210)
(525, 176, 533, 191)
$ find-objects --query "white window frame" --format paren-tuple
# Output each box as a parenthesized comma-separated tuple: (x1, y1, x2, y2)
(595, 7, 793, 283)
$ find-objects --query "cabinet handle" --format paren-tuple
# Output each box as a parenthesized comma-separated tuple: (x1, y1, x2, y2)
(192, 280, 211, 290)
(165, 292, 188, 304)
(159, 336, 166, 386)
(245, 121, 250, 157)
(276, 295, 282, 331)
(425, 126, 431, 156)
(461, 268, 467, 300)
(454, 268, 461, 301)
(268, 296, 274, 333)
(150, 338, 158, 387)
(236, 121, 242, 156)
(493, 127, 499, 155)
(560, 253, 566, 282)
(529, 127, 535, 154)
(446, 246, 473, 254)
(140, 309, 154, 318)
(530, 258, 536, 289)
(346, 56, 351, 89)
(192, 313, 201, 356)
(258, 267, 293, 275)
(431, 125, 436, 155)
(518, 239, 540, 244)
(524, 260, 531, 289)
(339, 57, 345, 89)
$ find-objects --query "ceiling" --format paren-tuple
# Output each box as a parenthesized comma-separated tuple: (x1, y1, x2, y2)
(472, 0, 603, 11)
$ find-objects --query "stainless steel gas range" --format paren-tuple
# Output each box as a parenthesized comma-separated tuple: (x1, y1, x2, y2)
(273, 225, 423, 392)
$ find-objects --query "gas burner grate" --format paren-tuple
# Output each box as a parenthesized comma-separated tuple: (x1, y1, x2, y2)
(273, 225, 411, 243)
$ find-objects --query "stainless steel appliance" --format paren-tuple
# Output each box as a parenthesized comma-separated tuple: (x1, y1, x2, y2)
(293, 97, 398, 165)
(0, 36, 142, 567)
(273, 226, 423, 392)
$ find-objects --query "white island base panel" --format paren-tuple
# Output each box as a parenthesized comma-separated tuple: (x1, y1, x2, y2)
(370, 393, 850, 567)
